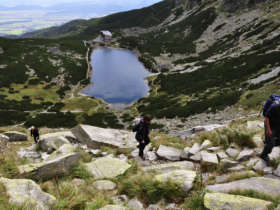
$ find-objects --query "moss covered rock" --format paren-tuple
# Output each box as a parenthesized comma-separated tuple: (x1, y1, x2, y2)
(0, 177, 56, 210)
(204, 192, 271, 210)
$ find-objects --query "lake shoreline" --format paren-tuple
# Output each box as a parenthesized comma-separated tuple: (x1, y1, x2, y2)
(80, 44, 151, 108)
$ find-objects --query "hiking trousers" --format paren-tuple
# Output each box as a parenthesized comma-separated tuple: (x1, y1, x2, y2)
(261, 127, 280, 157)
(138, 140, 150, 158)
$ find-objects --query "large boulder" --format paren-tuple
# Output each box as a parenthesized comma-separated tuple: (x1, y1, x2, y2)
(156, 145, 182, 161)
(4, 131, 27, 142)
(206, 177, 280, 197)
(204, 192, 272, 210)
(38, 136, 70, 153)
(71, 124, 137, 149)
(155, 170, 196, 193)
(40, 131, 76, 142)
(85, 157, 131, 179)
(142, 161, 194, 173)
(18, 153, 81, 181)
(0, 178, 56, 209)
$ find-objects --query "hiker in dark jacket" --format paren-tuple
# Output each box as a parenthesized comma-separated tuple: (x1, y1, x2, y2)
(133, 115, 152, 160)
(31, 126, 40, 144)
(260, 101, 280, 162)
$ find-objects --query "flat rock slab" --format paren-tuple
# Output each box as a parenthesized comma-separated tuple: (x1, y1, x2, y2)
(142, 161, 194, 173)
(93, 180, 116, 190)
(201, 151, 218, 164)
(19, 153, 81, 181)
(98, 205, 128, 210)
(204, 192, 271, 210)
(0, 178, 56, 210)
(85, 157, 131, 179)
(206, 177, 280, 197)
(72, 124, 137, 149)
(156, 145, 182, 161)
(155, 169, 196, 192)
(4, 131, 27, 142)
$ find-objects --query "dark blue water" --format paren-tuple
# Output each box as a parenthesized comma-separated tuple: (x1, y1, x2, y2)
(82, 48, 150, 104)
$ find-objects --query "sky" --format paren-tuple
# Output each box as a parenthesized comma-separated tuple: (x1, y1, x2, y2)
(1, 0, 162, 7)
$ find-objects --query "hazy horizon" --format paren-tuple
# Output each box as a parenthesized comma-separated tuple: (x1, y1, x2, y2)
(1, 0, 162, 7)
(0, 0, 162, 36)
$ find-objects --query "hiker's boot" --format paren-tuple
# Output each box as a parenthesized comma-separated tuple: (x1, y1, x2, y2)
(260, 154, 270, 163)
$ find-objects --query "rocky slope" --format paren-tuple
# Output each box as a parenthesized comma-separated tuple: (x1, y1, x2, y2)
(0, 119, 280, 209)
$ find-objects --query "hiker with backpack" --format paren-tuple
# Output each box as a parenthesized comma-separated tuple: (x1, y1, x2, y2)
(30, 126, 40, 144)
(133, 115, 152, 160)
(260, 94, 280, 162)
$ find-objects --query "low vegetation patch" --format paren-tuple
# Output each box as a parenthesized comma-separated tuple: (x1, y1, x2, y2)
(150, 132, 189, 150)
(198, 126, 256, 149)
(118, 173, 186, 205)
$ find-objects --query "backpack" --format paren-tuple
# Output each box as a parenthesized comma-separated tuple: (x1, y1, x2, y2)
(263, 94, 280, 116)
(132, 118, 141, 132)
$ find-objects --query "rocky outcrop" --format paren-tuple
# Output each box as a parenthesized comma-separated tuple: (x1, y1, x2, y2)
(85, 157, 131, 179)
(0, 178, 56, 210)
(4, 131, 27, 142)
(206, 177, 280, 197)
(18, 153, 81, 181)
(204, 192, 272, 210)
(186, 0, 201, 10)
(156, 145, 182, 161)
(222, 0, 269, 12)
(71, 124, 137, 149)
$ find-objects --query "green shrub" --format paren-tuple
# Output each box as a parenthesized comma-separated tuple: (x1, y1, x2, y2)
(183, 190, 205, 210)
(71, 164, 94, 183)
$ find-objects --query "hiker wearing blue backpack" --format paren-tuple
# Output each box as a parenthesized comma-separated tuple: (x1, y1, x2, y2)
(260, 94, 280, 162)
